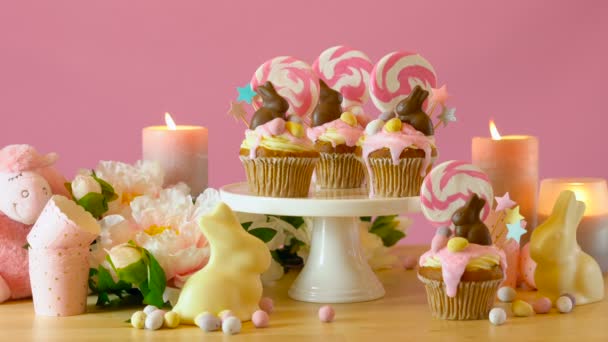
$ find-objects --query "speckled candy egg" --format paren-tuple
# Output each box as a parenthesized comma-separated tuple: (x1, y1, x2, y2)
(365, 119, 384, 135)
(512, 300, 534, 317)
(557, 296, 574, 313)
(259, 297, 274, 314)
(488, 307, 507, 326)
(143, 305, 158, 315)
(318, 305, 335, 323)
(131, 311, 146, 329)
(497, 286, 516, 302)
(145, 310, 165, 330)
(532, 297, 552, 314)
(163, 311, 180, 328)
(252, 310, 270, 328)
(222, 316, 242, 335)
(195, 312, 221, 332)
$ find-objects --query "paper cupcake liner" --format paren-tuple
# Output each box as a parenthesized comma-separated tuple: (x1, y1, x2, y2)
(29, 247, 90, 316)
(315, 153, 365, 189)
(418, 274, 502, 320)
(28, 195, 100, 249)
(367, 157, 432, 197)
(240, 156, 318, 198)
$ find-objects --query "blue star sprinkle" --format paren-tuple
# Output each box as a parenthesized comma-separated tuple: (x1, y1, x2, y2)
(237, 84, 256, 104)
(506, 220, 527, 244)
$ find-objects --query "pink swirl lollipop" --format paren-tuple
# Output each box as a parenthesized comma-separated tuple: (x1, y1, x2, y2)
(420, 160, 494, 227)
(251, 56, 320, 118)
(312, 46, 373, 113)
(369, 51, 437, 113)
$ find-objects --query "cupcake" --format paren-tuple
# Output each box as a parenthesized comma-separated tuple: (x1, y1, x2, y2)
(418, 194, 506, 320)
(357, 86, 437, 197)
(307, 80, 366, 189)
(240, 82, 319, 197)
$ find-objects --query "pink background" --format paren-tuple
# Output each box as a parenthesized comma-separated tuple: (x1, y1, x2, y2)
(1, 1, 607, 244)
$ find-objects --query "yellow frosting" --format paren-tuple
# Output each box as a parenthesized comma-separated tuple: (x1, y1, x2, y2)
(240, 130, 315, 153)
(422, 254, 501, 271)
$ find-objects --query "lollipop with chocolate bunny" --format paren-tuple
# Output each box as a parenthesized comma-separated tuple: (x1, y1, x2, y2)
(249, 82, 289, 129)
(395, 85, 434, 136)
(452, 193, 493, 246)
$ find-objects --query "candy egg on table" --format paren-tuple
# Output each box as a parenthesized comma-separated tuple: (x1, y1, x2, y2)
(195, 312, 221, 332)
(402, 255, 417, 270)
(532, 297, 552, 314)
(497, 286, 516, 303)
(145, 310, 165, 330)
(164, 311, 180, 329)
(512, 300, 534, 317)
(143, 305, 158, 315)
(131, 311, 146, 329)
(259, 297, 274, 314)
(488, 307, 507, 326)
(222, 316, 242, 335)
(318, 305, 335, 323)
(556, 295, 574, 313)
(252, 310, 270, 328)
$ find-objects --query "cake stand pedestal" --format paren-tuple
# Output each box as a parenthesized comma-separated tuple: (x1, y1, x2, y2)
(220, 182, 420, 303)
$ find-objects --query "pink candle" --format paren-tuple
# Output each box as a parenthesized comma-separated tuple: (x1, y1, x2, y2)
(472, 120, 539, 242)
(142, 113, 208, 195)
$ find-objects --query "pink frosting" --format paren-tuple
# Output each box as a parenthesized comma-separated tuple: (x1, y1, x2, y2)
(244, 118, 314, 158)
(306, 119, 364, 147)
(419, 244, 507, 297)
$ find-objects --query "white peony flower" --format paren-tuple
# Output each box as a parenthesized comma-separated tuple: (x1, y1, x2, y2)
(71, 174, 102, 200)
(131, 187, 215, 286)
(93, 160, 164, 217)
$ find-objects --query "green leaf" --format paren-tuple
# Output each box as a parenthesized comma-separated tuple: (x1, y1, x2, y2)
(77, 192, 108, 219)
(248, 227, 277, 243)
(360, 216, 372, 222)
(273, 215, 304, 228)
(140, 249, 167, 308)
(369, 216, 405, 247)
(241, 221, 253, 230)
(93, 265, 134, 306)
(116, 259, 148, 285)
(22, 243, 30, 249)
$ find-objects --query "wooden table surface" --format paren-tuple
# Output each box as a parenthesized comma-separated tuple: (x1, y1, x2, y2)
(1, 246, 607, 341)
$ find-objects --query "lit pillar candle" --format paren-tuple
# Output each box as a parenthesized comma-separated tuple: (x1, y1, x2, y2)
(538, 178, 608, 273)
(142, 113, 208, 195)
(472, 120, 539, 242)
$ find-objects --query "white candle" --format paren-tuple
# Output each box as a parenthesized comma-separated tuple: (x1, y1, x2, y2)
(142, 113, 208, 195)
(472, 120, 539, 242)
(538, 178, 608, 273)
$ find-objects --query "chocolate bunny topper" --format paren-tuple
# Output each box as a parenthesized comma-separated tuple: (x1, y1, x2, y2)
(452, 193, 492, 246)
(311, 79, 343, 127)
(394, 85, 434, 136)
(249, 81, 289, 129)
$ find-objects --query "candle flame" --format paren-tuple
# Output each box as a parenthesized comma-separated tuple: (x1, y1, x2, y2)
(165, 112, 177, 130)
(489, 120, 502, 140)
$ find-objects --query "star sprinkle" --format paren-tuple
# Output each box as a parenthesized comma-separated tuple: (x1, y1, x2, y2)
(237, 84, 256, 104)
(431, 85, 450, 107)
(495, 192, 517, 212)
(227, 100, 249, 127)
(506, 220, 527, 244)
(504, 205, 525, 224)
(437, 107, 457, 127)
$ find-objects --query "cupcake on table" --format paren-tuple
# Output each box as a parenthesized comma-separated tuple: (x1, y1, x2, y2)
(418, 194, 506, 320)
(359, 51, 455, 198)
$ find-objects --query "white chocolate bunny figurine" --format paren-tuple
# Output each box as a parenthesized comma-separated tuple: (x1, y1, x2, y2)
(530, 190, 604, 305)
(172, 202, 271, 323)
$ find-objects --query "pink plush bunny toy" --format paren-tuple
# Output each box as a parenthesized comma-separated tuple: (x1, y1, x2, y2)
(0, 144, 68, 303)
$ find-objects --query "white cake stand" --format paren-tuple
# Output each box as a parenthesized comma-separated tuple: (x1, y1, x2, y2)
(220, 182, 420, 303)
